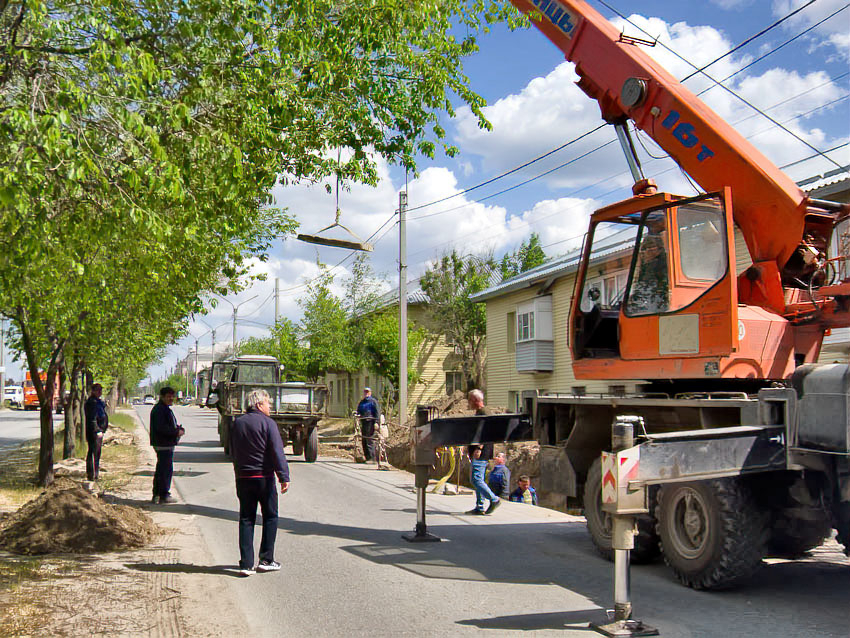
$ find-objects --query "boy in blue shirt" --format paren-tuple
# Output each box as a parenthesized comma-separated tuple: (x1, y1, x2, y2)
(510, 475, 538, 506)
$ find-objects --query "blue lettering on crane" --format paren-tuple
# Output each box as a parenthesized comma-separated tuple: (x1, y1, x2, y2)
(660, 109, 715, 162)
(529, 0, 578, 37)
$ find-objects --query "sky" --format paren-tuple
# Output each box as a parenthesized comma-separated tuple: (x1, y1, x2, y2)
(16, 0, 845, 385)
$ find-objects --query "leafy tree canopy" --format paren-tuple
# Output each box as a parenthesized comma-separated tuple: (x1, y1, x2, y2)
(499, 233, 547, 281)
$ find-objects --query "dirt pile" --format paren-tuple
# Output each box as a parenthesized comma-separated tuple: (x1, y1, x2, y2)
(0, 480, 160, 555)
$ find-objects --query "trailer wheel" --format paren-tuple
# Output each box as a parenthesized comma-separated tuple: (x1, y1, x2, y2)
(219, 415, 232, 456)
(291, 431, 304, 456)
(583, 457, 660, 564)
(656, 479, 768, 590)
(304, 426, 318, 463)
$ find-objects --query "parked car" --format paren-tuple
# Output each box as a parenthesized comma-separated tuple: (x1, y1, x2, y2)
(3, 385, 24, 408)
(131, 396, 142, 405)
(143, 395, 155, 405)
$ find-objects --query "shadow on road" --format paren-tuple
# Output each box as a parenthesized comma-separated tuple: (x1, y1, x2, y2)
(457, 609, 605, 632)
(126, 562, 247, 578)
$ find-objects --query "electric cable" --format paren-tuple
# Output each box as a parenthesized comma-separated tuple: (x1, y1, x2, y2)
(596, 0, 845, 171)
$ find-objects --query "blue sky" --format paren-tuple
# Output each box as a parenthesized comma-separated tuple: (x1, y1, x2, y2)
(16, 0, 843, 385)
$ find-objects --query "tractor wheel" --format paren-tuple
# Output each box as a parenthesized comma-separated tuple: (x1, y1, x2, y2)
(656, 478, 768, 590)
(583, 457, 660, 564)
(219, 415, 232, 456)
(304, 426, 318, 463)
(291, 430, 305, 456)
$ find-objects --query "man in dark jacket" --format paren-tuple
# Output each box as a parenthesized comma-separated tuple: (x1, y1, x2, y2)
(355, 387, 381, 462)
(84, 383, 109, 481)
(149, 387, 184, 504)
(231, 388, 290, 576)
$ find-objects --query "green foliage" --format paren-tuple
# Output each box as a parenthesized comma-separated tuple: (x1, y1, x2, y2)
(0, 0, 521, 484)
(420, 250, 495, 390)
(499, 233, 547, 281)
(363, 311, 426, 395)
(155, 372, 190, 397)
(239, 318, 305, 379)
(298, 268, 357, 381)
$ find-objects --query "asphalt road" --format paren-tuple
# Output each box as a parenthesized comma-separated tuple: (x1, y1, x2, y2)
(137, 405, 850, 638)
(0, 406, 63, 451)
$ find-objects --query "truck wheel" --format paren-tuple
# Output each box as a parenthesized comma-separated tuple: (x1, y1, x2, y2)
(219, 416, 232, 456)
(656, 479, 768, 590)
(304, 426, 318, 463)
(583, 457, 660, 564)
(767, 477, 832, 558)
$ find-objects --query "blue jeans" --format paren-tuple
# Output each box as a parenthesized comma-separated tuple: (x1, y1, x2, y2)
(236, 477, 279, 570)
(470, 459, 499, 511)
(153, 448, 174, 498)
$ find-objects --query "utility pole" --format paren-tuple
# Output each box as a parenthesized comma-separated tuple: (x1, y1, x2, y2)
(398, 189, 408, 431)
(194, 338, 199, 399)
(275, 278, 280, 323)
(0, 317, 5, 397)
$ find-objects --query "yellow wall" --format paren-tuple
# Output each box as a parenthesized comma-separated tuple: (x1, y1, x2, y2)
(323, 304, 461, 418)
(484, 276, 634, 409)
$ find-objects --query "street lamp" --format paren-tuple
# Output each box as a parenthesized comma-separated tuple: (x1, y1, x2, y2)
(214, 294, 258, 357)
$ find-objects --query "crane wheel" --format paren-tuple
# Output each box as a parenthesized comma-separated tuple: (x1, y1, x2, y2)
(656, 478, 768, 590)
(765, 476, 832, 558)
(583, 457, 660, 564)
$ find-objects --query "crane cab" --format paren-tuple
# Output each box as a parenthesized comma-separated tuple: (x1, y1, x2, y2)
(570, 188, 762, 381)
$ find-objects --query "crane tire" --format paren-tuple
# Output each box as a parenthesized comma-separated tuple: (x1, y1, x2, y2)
(584, 457, 660, 564)
(656, 478, 768, 590)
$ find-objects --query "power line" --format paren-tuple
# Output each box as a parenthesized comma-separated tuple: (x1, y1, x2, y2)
(596, 0, 845, 171)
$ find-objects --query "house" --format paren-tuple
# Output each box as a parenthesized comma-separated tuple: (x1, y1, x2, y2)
(323, 280, 464, 418)
(472, 174, 850, 410)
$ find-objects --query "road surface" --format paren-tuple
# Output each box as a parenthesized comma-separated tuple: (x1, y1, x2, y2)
(136, 405, 849, 637)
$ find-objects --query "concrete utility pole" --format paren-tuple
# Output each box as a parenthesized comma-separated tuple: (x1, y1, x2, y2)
(0, 317, 5, 397)
(275, 278, 280, 323)
(217, 294, 258, 359)
(194, 339, 199, 399)
(398, 189, 408, 431)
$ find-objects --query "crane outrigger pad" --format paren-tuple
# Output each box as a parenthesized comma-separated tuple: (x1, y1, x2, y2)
(412, 413, 534, 451)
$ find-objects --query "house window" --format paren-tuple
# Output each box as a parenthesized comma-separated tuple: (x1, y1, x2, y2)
(507, 312, 516, 354)
(446, 371, 463, 395)
(571, 386, 586, 396)
(517, 311, 535, 342)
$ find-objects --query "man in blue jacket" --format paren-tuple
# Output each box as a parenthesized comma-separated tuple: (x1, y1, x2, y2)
(150, 387, 184, 504)
(231, 388, 290, 576)
(356, 387, 381, 462)
(84, 383, 109, 481)
(487, 452, 511, 500)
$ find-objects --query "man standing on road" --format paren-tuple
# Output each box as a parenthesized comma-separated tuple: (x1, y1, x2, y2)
(150, 386, 184, 504)
(356, 387, 381, 462)
(466, 389, 500, 514)
(84, 383, 109, 481)
(231, 388, 290, 577)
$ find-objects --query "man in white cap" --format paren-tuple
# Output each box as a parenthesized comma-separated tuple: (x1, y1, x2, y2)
(356, 387, 381, 462)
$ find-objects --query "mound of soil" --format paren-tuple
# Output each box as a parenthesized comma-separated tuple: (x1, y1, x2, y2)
(0, 482, 160, 555)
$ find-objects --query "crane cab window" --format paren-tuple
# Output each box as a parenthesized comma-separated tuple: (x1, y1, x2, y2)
(626, 211, 670, 316)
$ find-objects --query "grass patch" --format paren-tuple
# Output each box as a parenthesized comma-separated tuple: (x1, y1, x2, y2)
(109, 411, 137, 433)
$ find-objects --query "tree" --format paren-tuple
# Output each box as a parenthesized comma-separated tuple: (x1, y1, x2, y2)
(0, 0, 521, 485)
(362, 310, 426, 414)
(499, 233, 547, 281)
(420, 250, 495, 391)
(239, 318, 305, 379)
(298, 268, 357, 383)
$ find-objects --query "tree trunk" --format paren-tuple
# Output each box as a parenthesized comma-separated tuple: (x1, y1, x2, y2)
(107, 383, 118, 415)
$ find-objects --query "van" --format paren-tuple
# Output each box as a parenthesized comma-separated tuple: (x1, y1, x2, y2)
(3, 385, 24, 408)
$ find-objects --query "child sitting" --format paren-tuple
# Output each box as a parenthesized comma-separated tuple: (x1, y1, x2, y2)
(510, 474, 538, 505)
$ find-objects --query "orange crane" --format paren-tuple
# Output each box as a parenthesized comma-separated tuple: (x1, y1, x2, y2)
(407, 1, 850, 591)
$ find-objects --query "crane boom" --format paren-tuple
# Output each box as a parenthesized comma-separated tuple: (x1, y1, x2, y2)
(509, 0, 809, 268)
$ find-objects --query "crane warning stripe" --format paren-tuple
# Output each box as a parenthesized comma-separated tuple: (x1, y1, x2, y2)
(601, 452, 617, 504)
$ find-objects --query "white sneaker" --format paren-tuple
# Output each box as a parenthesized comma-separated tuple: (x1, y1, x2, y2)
(238, 567, 256, 577)
(256, 560, 281, 572)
